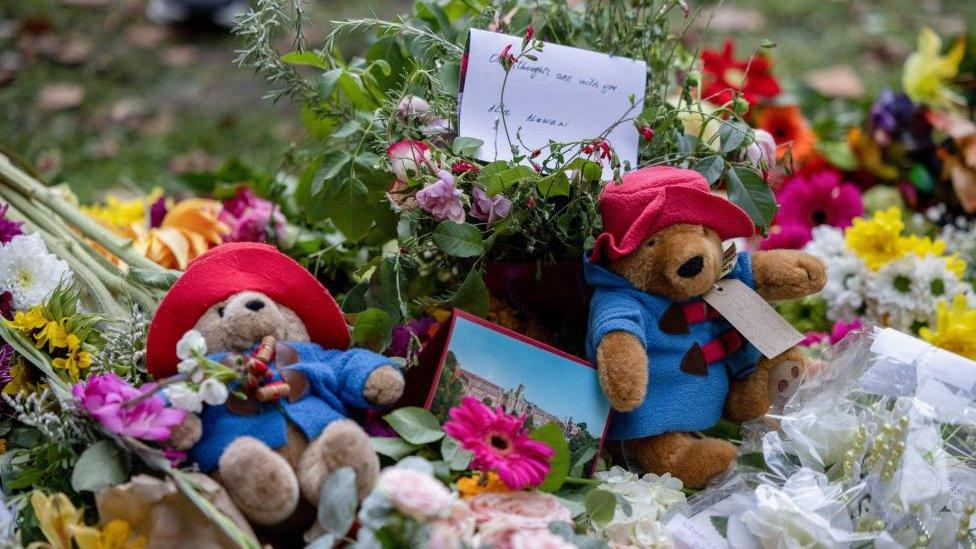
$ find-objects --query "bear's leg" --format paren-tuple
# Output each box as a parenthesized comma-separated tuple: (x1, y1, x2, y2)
(723, 346, 807, 423)
(623, 432, 737, 489)
(297, 419, 380, 504)
(217, 436, 300, 526)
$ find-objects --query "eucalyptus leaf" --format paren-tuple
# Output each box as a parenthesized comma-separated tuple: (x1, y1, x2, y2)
(440, 436, 473, 471)
(530, 422, 571, 492)
(384, 407, 445, 445)
(432, 221, 485, 258)
(71, 440, 128, 492)
(317, 467, 357, 536)
(372, 437, 422, 460)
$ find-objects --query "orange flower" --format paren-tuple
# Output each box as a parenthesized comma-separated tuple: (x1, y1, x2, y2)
(755, 105, 815, 164)
(456, 471, 510, 498)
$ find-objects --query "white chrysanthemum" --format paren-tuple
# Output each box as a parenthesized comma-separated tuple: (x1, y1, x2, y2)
(866, 257, 923, 331)
(589, 466, 685, 548)
(820, 253, 868, 321)
(804, 225, 847, 260)
(0, 233, 72, 310)
(910, 254, 974, 323)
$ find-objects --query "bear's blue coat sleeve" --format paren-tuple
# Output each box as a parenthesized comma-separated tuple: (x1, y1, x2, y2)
(728, 252, 756, 289)
(586, 290, 647, 360)
(289, 343, 398, 410)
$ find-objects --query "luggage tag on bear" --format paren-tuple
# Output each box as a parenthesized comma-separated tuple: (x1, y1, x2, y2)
(703, 278, 803, 359)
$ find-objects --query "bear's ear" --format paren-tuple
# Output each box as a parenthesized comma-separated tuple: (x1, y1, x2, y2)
(194, 299, 229, 353)
(278, 304, 311, 343)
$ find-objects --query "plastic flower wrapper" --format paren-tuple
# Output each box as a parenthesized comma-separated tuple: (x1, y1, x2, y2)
(587, 466, 687, 548)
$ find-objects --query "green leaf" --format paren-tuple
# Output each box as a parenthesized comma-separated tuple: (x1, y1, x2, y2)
(281, 51, 329, 70)
(538, 171, 570, 198)
(372, 436, 422, 460)
(719, 121, 750, 154)
(437, 61, 461, 97)
(726, 167, 776, 229)
(440, 436, 473, 471)
(432, 221, 485, 258)
(384, 407, 445, 445)
(584, 489, 617, 526)
(317, 467, 357, 536)
(72, 440, 128, 492)
(452, 136, 485, 156)
(450, 270, 489, 317)
(317, 68, 344, 98)
(366, 257, 405, 323)
(711, 516, 730, 537)
(342, 281, 369, 313)
(338, 72, 378, 111)
(693, 155, 725, 186)
(322, 176, 374, 242)
(569, 445, 598, 477)
(311, 151, 351, 196)
(352, 308, 395, 352)
(530, 422, 571, 493)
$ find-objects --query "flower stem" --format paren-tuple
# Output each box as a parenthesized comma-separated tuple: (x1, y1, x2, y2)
(562, 476, 600, 486)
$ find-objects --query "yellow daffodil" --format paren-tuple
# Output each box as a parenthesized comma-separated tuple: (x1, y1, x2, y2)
(30, 491, 85, 549)
(5, 306, 49, 335)
(920, 295, 976, 360)
(903, 27, 966, 108)
(35, 320, 69, 352)
(844, 207, 905, 270)
(456, 471, 510, 498)
(52, 334, 92, 381)
(71, 519, 147, 549)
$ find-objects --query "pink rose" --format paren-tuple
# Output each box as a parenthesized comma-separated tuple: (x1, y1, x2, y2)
(416, 171, 465, 222)
(387, 140, 432, 181)
(745, 128, 777, 170)
(467, 492, 572, 529)
(429, 502, 476, 549)
(377, 468, 455, 520)
(474, 515, 575, 549)
(470, 186, 512, 224)
(219, 187, 287, 243)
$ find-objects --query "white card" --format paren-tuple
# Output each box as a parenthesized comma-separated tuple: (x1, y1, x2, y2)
(458, 28, 647, 178)
(702, 279, 804, 359)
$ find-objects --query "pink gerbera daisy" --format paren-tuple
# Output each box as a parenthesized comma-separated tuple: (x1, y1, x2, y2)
(761, 169, 863, 250)
(444, 397, 553, 490)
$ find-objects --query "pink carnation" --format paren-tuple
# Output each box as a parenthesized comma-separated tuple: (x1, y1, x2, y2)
(73, 373, 186, 441)
(416, 171, 465, 223)
(470, 186, 512, 224)
(830, 318, 862, 344)
(219, 187, 287, 243)
(444, 397, 553, 489)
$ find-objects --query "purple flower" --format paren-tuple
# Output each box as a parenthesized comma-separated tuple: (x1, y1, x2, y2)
(416, 171, 465, 222)
(868, 89, 933, 151)
(470, 186, 513, 224)
(0, 344, 13, 387)
(387, 316, 438, 358)
(219, 187, 287, 243)
(0, 203, 24, 244)
(149, 196, 168, 228)
(73, 373, 186, 441)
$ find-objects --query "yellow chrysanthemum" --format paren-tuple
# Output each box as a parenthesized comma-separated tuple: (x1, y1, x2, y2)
(844, 207, 905, 270)
(81, 188, 165, 230)
(903, 27, 966, 108)
(30, 491, 85, 549)
(35, 320, 70, 352)
(896, 236, 966, 278)
(5, 306, 49, 334)
(71, 519, 147, 549)
(52, 334, 92, 381)
(456, 471, 510, 498)
(919, 295, 976, 360)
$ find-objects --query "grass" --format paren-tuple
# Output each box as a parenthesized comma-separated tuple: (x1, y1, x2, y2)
(0, 0, 969, 200)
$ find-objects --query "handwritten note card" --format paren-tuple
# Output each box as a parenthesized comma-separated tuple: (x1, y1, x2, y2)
(458, 29, 647, 177)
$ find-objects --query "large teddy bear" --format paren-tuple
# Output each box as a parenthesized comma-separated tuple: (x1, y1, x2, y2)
(146, 243, 404, 529)
(585, 166, 826, 488)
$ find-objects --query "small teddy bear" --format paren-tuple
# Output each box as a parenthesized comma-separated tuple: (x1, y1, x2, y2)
(146, 243, 404, 529)
(585, 166, 826, 488)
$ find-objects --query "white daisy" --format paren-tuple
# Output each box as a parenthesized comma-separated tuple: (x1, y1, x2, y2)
(820, 252, 868, 321)
(804, 225, 847, 260)
(866, 257, 922, 331)
(910, 254, 974, 324)
(0, 233, 72, 310)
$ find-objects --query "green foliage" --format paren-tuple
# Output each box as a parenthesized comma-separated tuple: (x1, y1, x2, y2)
(530, 422, 571, 493)
(584, 489, 617, 527)
(384, 407, 445, 445)
(71, 440, 129, 492)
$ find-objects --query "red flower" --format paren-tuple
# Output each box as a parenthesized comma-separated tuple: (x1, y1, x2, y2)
(755, 105, 815, 163)
(701, 39, 781, 105)
(639, 126, 654, 142)
(523, 25, 535, 44)
(451, 161, 479, 175)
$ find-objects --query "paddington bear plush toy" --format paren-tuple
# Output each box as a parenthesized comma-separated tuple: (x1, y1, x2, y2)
(146, 243, 404, 529)
(585, 166, 826, 488)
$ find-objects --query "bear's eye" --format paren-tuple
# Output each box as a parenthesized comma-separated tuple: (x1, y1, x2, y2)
(646, 239, 657, 247)
(217, 306, 225, 318)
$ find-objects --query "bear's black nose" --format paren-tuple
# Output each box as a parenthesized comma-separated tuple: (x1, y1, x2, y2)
(245, 299, 265, 311)
(677, 255, 704, 278)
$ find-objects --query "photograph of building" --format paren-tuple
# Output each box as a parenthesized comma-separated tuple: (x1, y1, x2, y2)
(458, 370, 583, 438)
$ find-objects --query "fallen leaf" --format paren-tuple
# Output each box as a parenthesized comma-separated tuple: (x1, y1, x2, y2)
(109, 98, 147, 126)
(161, 45, 198, 68)
(126, 24, 167, 48)
(168, 150, 218, 174)
(54, 37, 94, 65)
(804, 65, 865, 98)
(38, 83, 85, 111)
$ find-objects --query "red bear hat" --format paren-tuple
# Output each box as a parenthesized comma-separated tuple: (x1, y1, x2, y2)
(590, 166, 756, 263)
(146, 242, 350, 378)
